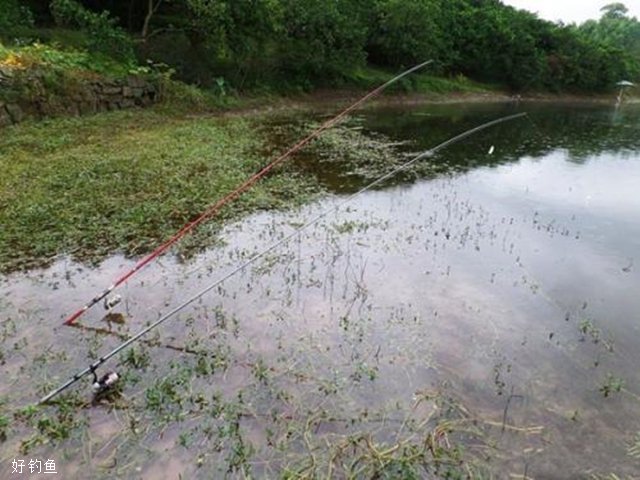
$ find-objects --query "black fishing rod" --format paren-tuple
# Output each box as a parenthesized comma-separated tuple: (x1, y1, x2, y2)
(39, 111, 527, 405)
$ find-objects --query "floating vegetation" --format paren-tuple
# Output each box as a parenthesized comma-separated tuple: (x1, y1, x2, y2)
(599, 374, 625, 398)
(16, 393, 86, 454)
(101, 312, 126, 326)
(628, 432, 640, 459)
(278, 392, 489, 478)
(579, 318, 602, 344)
(266, 116, 420, 193)
(304, 120, 414, 180)
(0, 412, 8, 443)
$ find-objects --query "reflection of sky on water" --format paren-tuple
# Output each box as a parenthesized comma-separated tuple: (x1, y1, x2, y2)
(481, 151, 640, 217)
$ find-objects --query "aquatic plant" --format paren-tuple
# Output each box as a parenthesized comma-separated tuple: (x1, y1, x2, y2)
(599, 374, 625, 398)
(0, 413, 8, 442)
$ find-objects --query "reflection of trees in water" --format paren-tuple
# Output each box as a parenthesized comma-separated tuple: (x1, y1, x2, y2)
(270, 103, 640, 193)
(533, 106, 640, 164)
(362, 102, 640, 174)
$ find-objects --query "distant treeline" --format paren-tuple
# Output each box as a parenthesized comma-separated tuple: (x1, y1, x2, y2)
(2, 0, 639, 92)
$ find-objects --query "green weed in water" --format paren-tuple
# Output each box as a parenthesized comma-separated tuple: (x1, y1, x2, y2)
(579, 318, 601, 343)
(15, 393, 85, 454)
(121, 346, 151, 370)
(628, 432, 640, 459)
(599, 374, 625, 398)
(0, 413, 8, 442)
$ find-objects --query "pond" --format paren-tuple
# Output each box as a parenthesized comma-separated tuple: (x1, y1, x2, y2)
(1, 100, 639, 478)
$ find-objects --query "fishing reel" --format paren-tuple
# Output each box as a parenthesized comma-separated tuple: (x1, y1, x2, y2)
(103, 294, 122, 310)
(91, 367, 120, 394)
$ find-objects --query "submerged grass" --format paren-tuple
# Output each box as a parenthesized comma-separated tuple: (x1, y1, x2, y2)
(0, 106, 321, 272)
(272, 116, 440, 193)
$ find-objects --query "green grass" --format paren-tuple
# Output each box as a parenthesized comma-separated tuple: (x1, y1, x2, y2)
(341, 65, 494, 95)
(0, 412, 8, 442)
(0, 39, 227, 111)
(0, 105, 320, 272)
(412, 73, 495, 94)
(0, 41, 135, 78)
(0, 41, 156, 107)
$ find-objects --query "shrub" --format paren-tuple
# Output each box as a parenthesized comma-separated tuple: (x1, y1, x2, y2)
(0, 0, 34, 40)
(50, 0, 134, 63)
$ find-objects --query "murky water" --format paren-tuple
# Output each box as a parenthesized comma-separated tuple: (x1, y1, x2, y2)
(1, 101, 640, 478)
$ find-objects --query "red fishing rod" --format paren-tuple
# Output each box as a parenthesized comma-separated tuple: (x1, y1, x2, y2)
(63, 60, 433, 326)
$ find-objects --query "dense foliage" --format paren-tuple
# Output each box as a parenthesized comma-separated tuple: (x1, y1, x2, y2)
(49, 0, 135, 61)
(580, 3, 640, 81)
(0, 0, 34, 37)
(2, 0, 639, 92)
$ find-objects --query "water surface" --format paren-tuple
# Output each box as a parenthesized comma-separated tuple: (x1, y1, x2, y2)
(1, 101, 639, 478)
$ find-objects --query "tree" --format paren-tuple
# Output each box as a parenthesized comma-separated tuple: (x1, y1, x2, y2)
(579, 2, 640, 82)
(3, 0, 634, 92)
(600, 3, 629, 20)
(277, 0, 368, 84)
(367, 0, 449, 70)
(49, 0, 134, 61)
(0, 0, 34, 39)
(141, 0, 164, 41)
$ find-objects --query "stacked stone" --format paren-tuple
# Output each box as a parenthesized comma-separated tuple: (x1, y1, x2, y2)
(0, 71, 159, 127)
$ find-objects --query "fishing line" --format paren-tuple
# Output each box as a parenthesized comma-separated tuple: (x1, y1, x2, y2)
(63, 60, 434, 326)
(39, 112, 527, 404)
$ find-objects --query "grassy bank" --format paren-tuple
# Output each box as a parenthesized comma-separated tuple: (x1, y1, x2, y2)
(0, 105, 322, 272)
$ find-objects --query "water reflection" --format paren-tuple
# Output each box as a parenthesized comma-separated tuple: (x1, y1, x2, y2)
(286, 102, 640, 193)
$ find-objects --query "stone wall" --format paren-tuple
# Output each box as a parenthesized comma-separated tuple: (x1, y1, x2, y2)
(0, 71, 160, 127)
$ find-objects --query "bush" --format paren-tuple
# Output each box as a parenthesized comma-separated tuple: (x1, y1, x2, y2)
(367, 0, 449, 70)
(0, 42, 133, 77)
(277, 0, 368, 85)
(50, 0, 134, 63)
(0, 0, 34, 40)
